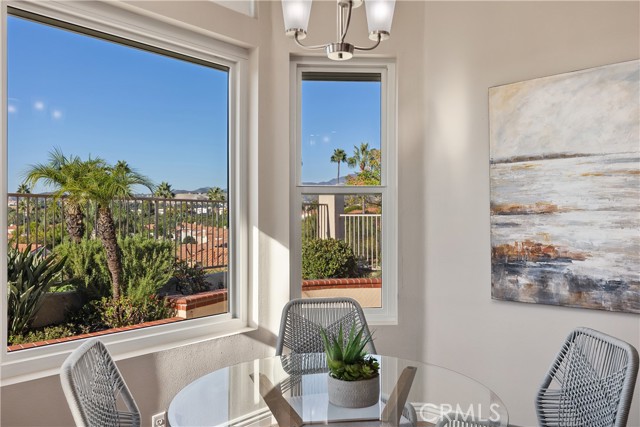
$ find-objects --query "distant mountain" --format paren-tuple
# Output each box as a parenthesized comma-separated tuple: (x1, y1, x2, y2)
(302, 174, 355, 186)
(174, 187, 228, 195)
(130, 187, 227, 198)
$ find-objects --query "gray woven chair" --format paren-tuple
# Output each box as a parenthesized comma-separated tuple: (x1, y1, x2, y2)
(536, 327, 639, 427)
(276, 297, 376, 355)
(276, 298, 417, 426)
(60, 338, 141, 427)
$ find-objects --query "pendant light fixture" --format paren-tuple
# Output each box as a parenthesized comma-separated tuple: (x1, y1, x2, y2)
(282, 0, 396, 61)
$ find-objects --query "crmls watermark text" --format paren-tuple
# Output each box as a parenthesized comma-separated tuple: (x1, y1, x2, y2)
(418, 403, 503, 423)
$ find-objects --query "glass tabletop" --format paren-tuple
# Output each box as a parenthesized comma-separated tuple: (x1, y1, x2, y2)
(168, 354, 508, 427)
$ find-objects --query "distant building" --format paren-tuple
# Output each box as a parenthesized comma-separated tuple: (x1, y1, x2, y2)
(175, 193, 208, 201)
(176, 225, 229, 267)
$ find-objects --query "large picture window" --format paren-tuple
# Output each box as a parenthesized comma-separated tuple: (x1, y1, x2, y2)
(1, 2, 250, 383)
(291, 61, 397, 324)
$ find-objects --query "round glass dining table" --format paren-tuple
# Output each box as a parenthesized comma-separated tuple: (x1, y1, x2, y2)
(168, 354, 508, 427)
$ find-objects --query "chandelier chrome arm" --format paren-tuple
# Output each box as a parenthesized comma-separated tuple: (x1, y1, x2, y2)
(353, 33, 382, 51)
(294, 30, 381, 52)
(293, 32, 326, 50)
(339, 0, 352, 43)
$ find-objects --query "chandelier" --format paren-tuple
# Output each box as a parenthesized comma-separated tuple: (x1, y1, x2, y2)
(282, 0, 396, 61)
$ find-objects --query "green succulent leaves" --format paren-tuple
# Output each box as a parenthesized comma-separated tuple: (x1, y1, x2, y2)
(321, 323, 379, 381)
(7, 247, 68, 336)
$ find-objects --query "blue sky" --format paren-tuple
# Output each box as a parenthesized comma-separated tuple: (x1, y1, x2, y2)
(7, 15, 381, 192)
(302, 80, 380, 184)
(7, 15, 228, 193)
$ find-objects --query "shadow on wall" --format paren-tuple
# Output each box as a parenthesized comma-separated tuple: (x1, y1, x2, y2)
(0, 374, 76, 427)
(246, 326, 279, 350)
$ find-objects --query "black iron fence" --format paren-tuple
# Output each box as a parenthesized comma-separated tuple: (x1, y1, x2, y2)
(7, 193, 228, 269)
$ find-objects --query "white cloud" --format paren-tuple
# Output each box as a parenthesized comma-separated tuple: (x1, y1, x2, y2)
(8, 104, 16, 114)
(323, 136, 330, 143)
(309, 138, 316, 146)
(52, 110, 63, 120)
(34, 101, 45, 111)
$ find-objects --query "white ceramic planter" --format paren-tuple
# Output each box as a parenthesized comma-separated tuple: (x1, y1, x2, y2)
(327, 374, 380, 408)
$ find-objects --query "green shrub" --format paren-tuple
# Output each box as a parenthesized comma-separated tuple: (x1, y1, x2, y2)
(55, 236, 174, 302)
(174, 260, 208, 295)
(302, 238, 359, 280)
(9, 324, 78, 345)
(119, 235, 174, 303)
(7, 247, 68, 336)
(343, 205, 361, 214)
(54, 239, 111, 300)
(90, 295, 172, 329)
(48, 283, 77, 293)
(182, 235, 197, 244)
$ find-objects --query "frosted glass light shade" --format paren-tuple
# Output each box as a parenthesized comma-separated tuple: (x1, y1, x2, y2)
(282, 0, 312, 37)
(364, 0, 395, 40)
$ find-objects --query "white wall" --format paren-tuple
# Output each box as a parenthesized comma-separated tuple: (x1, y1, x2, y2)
(407, 2, 640, 426)
(1, 2, 639, 427)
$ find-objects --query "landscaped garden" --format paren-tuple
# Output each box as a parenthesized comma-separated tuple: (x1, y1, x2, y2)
(7, 151, 228, 349)
(6, 142, 383, 348)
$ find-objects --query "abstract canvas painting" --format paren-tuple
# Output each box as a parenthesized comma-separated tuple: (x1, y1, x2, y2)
(489, 60, 640, 313)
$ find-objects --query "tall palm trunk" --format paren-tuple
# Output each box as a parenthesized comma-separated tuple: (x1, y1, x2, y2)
(97, 206, 123, 300)
(64, 201, 85, 243)
(337, 163, 341, 184)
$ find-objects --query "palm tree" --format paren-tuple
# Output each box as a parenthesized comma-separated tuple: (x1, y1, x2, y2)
(155, 181, 175, 199)
(207, 186, 225, 202)
(83, 160, 154, 300)
(347, 142, 373, 172)
(15, 183, 32, 221)
(16, 183, 30, 194)
(330, 148, 348, 184)
(25, 149, 105, 243)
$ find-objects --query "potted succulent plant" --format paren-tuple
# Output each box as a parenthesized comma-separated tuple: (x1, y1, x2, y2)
(321, 324, 380, 408)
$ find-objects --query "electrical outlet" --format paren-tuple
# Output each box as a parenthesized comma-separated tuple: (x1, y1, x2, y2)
(151, 412, 166, 427)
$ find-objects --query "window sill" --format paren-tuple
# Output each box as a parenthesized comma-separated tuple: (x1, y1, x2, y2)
(1, 319, 256, 386)
(6, 317, 187, 353)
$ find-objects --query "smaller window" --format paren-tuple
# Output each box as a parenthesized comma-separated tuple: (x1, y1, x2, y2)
(291, 60, 397, 324)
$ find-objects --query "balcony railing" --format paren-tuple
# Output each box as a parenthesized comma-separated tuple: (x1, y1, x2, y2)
(341, 214, 381, 270)
(7, 193, 228, 269)
(301, 203, 330, 241)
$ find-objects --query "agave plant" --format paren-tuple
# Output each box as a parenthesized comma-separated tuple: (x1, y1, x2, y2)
(320, 323, 379, 381)
(7, 247, 68, 336)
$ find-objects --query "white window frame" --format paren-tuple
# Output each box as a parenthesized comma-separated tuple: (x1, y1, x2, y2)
(0, 0, 256, 385)
(289, 57, 398, 324)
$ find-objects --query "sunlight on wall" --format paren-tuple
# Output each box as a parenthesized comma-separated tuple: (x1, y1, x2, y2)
(429, 64, 473, 190)
(259, 230, 290, 331)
